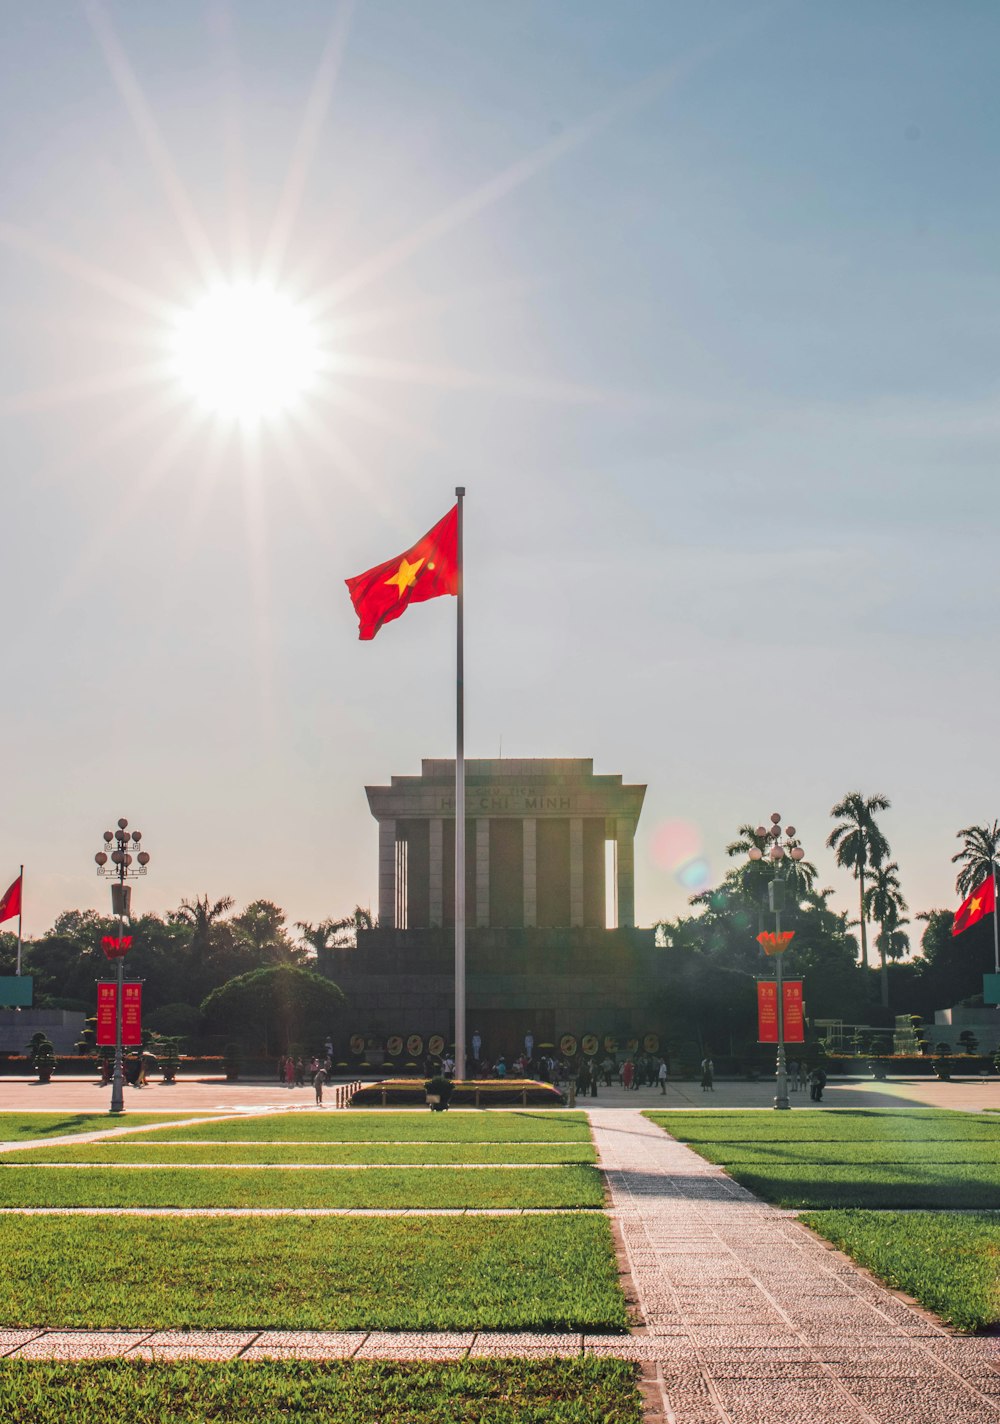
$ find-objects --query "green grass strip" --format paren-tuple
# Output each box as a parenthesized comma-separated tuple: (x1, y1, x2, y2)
(723, 1162, 1000, 1210)
(0, 1113, 216, 1143)
(0, 1359, 642, 1424)
(0, 1216, 628, 1330)
(644, 1108, 1000, 1143)
(10, 1142, 596, 1165)
(667, 1141, 1000, 1167)
(0, 1164, 603, 1209)
(802, 1209, 1000, 1332)
(139, 1111, 591, 1143)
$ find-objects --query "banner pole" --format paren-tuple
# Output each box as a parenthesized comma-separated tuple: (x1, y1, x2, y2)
(454, 487, 466, 1082)
(14, 860, 22, 974)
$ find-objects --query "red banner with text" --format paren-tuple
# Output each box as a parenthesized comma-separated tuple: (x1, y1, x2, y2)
(757, 981, 778, 1042)
(96, 982, 142, 1046)
(96, 982, 116, 1046)
(782, 980, 805, 1043)
(122, 982, 142, 1046)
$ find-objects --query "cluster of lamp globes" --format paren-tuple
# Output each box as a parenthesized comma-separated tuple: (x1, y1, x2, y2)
(94, 818, 151, 872)
(748, 812, 806, 864)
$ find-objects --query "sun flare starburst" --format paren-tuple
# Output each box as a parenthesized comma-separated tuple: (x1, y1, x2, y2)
(168, 282, 323, 422)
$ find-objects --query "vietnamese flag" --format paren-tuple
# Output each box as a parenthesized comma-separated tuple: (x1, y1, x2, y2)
(0, 874, 21, 925)
(952, 873, 996, 936)
(346, 505, 458, 640)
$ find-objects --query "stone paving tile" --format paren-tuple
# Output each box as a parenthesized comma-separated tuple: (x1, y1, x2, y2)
(589, 1109, 1000, 1424)
(467, 1333, 583, 1357)
(251, 1330, 368, 1351)
(141, 1330, 258, 1349)
(11, 1332, 151, 1359)
(0, 1329, 43, 1352)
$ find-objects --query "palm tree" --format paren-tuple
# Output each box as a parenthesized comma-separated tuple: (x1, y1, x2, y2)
(171, 895, 235, 970)
(863, 861, 907, 1007)
(826, 792, 891, 972)
(295, 919, 343, 961)
(952, 821, 1000, 898)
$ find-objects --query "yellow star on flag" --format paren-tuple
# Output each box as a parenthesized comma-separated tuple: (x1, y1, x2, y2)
(384, 556, 424, 597)
(970, 894, 982, 918)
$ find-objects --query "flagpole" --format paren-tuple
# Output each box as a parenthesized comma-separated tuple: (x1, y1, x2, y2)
(993, 860, 999, 975)
(14, 860, 22, 974)
(454, 487, 466, 1082)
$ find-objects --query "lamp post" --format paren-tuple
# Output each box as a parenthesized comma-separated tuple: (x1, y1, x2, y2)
(749, 812, 804, 1112)
(94, 818, 150, 1115)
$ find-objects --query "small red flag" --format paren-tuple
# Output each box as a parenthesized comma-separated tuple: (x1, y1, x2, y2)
(0, 874, 21, 925)
(756, 930, 795, 956)
(345, 505, 458, 641)
(952, 874, 996, 936)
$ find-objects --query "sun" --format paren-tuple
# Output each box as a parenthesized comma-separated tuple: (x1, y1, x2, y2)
(169, 282, 323, 422)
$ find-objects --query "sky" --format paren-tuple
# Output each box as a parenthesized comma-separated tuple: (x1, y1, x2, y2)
(0, 1, 998, 947)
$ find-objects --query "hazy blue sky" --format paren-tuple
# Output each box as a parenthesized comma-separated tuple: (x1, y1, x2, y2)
(1, 1, 998, 944)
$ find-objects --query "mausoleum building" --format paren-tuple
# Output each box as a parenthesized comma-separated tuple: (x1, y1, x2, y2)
(322, 758, 665, 1058)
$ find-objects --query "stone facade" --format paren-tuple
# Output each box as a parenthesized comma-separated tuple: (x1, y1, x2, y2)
(366, 758, 645, 932)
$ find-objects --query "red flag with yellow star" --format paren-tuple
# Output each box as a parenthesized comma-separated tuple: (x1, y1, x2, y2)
(952, 873, 996, 936)
(346, 505, 458, 640)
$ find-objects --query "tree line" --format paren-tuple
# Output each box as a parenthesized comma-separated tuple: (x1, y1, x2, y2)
(0, 897, 371, 1047)
(652, 792, 999, 1060)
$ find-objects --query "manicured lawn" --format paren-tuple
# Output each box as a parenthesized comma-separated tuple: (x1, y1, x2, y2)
(0, 1216, 628, 1330)
(138, 1111, 591, 1143)
(645, 1108, 1000, 1142)
(0, 1113, 215, 1142)
(803, 1210, 1000, 1332)
(0, 1360, 643, 1424)
(644, 1109, 1000, 1208)
(10, 1141, 597, 1165)
(0, 1164, 603, 1209)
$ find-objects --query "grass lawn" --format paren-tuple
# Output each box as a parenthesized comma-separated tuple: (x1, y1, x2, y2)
(0, 1360, 642, 1424)
(645, 1108, 1000, 1142)
(137, 1111, 591, 1143)
(0, 1113, 215, 1142)
(0, 1216, 628, 1331)
(645, 1109, 1000, 1208)
(9, 1141, 597, 1165)
(803, 1210, 1000, 1332)
(0, 1164, 603, 1209)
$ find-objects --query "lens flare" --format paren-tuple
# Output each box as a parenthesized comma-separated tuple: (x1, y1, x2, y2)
(650, 819, 712, 892)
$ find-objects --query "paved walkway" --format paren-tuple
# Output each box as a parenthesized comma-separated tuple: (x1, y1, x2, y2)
(592, 1109, 1000, 1424)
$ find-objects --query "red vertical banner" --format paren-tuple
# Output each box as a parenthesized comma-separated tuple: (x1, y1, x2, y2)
(782, 980, 805, 1043)
(96, 983, 116, 1046)
(121, 983, 142, 1046)
(757, 981, 779, 1042)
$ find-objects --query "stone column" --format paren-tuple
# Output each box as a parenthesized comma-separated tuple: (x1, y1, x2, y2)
(569, 817, 584, 928)
(523, 818, 537, 927)
(616, 817, 635, 928)
(475, 818, 490, 928)
(429, 817, 444, 928)
(378, 818, 396, 929)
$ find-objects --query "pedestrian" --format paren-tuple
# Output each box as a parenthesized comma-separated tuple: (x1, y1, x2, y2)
(313, 1065, 327, 1105)
(284, 1055, 296, 1088)
(700, 1056, 714, 1092)
(658, 1058, 668, 1094)
(295, 1057, 305, 1087)
(622, 1058, 634, 1091)
(277, 1054, 286, 1084)
(808, 1066, 827, 1102)
(798, 1061, 809, 1092)
(788, 1059, 799, 1092)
